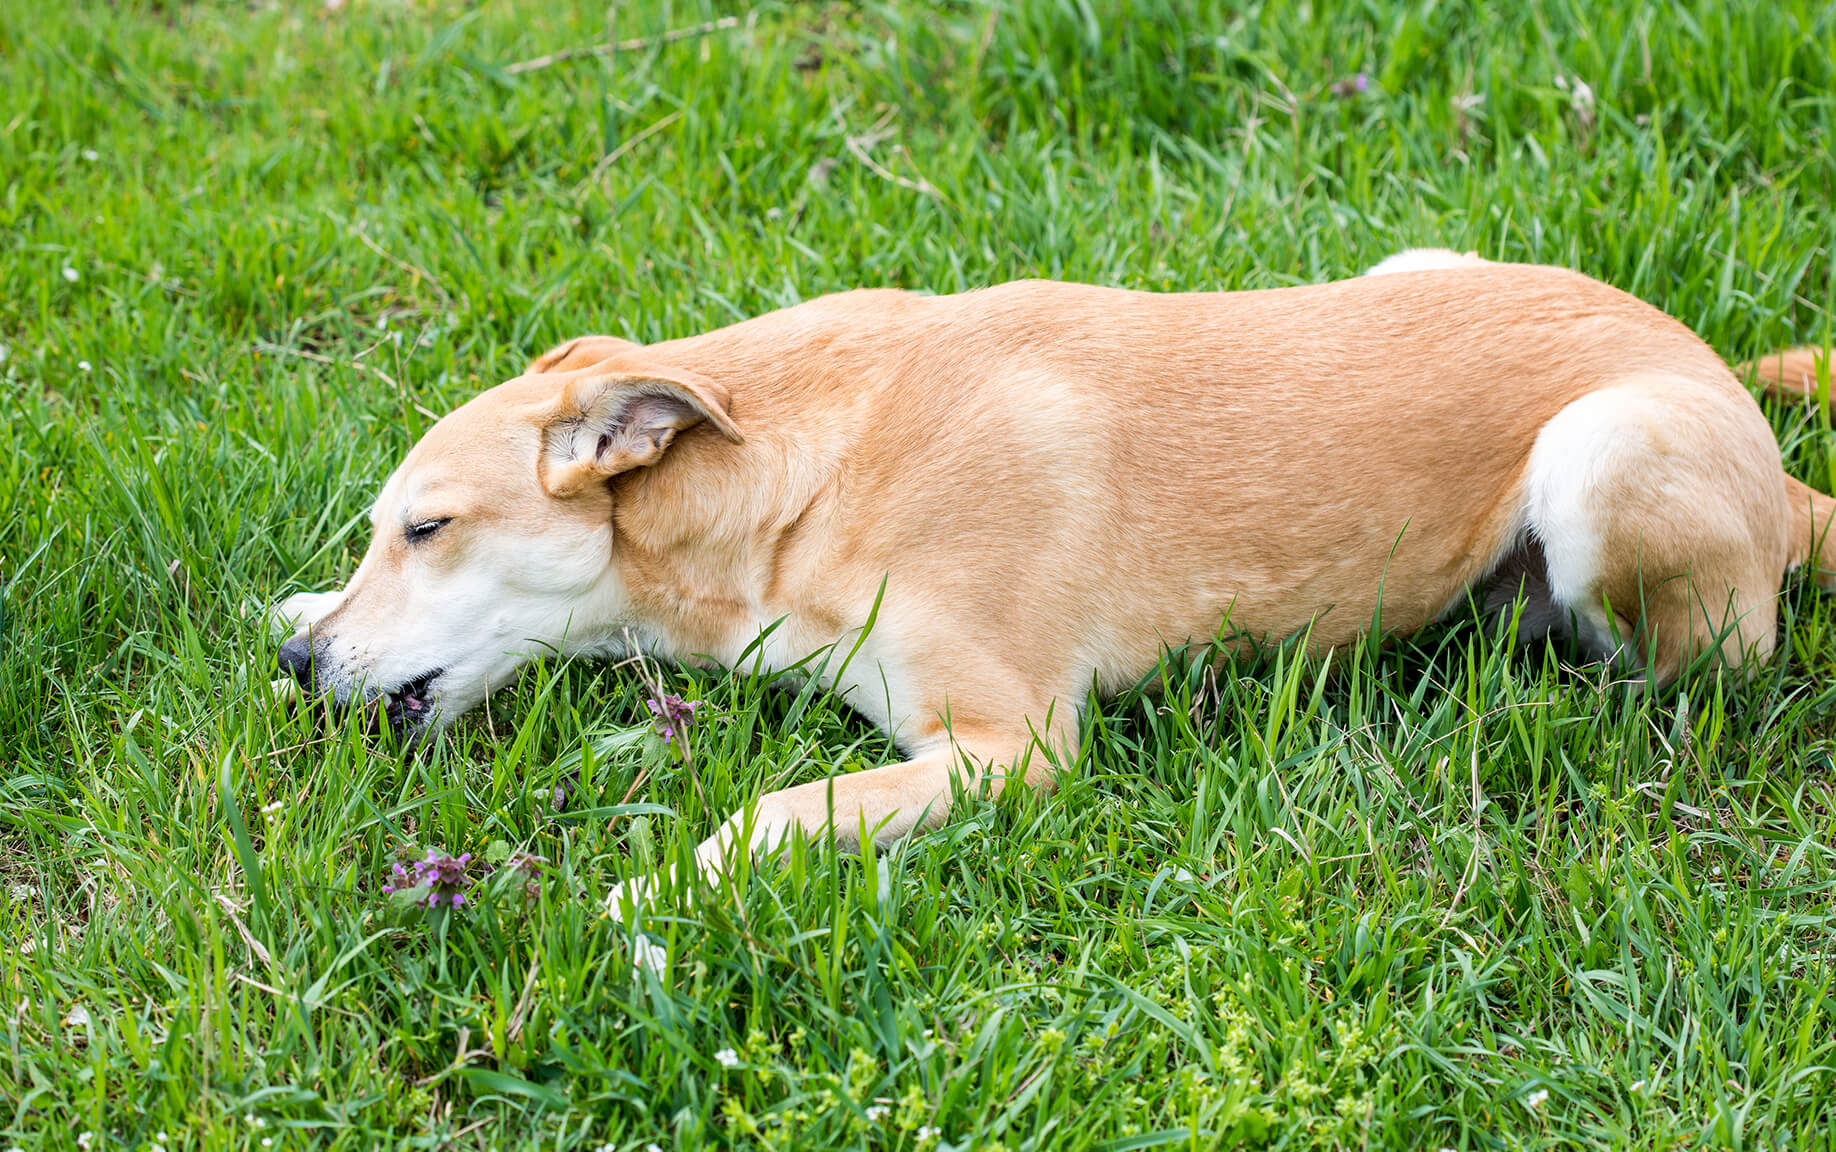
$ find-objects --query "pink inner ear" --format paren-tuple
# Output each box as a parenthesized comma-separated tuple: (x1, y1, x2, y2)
(595, 432, 613, 460)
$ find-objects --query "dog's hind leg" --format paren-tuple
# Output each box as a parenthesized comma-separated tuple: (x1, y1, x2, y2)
(1524, 374, 1791, 681)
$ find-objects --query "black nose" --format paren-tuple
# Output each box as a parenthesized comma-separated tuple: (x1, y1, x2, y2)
(277, 633, 316, 688)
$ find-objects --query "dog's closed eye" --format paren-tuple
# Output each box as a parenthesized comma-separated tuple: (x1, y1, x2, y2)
(405, 517, 451, 543)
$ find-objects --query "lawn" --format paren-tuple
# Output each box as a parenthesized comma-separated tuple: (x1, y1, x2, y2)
(4, 0, 1836, 1148)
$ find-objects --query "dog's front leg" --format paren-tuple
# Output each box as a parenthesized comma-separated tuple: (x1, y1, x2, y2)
(607, 725, 1052, 916)
(268, 588, 346, 638)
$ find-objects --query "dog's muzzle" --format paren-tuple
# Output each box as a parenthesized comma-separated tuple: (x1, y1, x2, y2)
(274, 634, 442, 733)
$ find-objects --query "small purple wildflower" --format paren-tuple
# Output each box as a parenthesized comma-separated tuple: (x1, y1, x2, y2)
(1330, 72, 1371, 99)
(506, 851, 548, 903)
(645, 692, 702, 745)
(381, 848, 476, 909)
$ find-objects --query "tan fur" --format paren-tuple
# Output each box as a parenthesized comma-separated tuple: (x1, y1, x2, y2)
(274, 261, 1831, 908)
(1737, 345, 1836, 589)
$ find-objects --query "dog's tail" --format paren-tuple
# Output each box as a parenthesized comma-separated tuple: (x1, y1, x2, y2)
(1742, 346, 1832, 405)
(1739, 346, 1836, 590)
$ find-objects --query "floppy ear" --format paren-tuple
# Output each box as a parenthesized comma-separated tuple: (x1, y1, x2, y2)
(539, 367, 744, 496)
(527, 335, 644, 375)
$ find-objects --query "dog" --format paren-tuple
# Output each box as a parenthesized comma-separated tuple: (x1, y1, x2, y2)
(273, 249, 1833, 908)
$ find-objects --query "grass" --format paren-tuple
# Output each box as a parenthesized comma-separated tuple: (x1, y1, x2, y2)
(3, 0, 1836, 1147)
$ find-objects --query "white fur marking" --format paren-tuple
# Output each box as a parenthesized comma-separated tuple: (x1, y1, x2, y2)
(1364, 248, 1489, 277)
(1524, 388, 1649, 657)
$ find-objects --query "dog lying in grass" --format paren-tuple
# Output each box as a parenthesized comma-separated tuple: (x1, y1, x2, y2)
(273, 250, 1833, 907)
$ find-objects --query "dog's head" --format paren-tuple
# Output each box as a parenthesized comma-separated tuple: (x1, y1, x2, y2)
(275, 336, 741, 734)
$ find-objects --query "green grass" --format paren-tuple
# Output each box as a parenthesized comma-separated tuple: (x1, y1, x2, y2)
(4, 0, 1836, 1147)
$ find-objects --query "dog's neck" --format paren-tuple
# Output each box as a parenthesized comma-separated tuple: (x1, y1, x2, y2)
(607, 411, 844, 668)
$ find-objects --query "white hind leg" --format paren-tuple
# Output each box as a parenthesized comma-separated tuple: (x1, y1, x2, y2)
(1524, 376, 1790, 680)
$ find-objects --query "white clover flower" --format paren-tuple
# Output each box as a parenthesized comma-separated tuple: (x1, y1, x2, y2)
(865, 1105, 889, 1122)
(63, 1004, 90, 1027)
(78, 361, 92, 372)
(714, 1047, 739, 1068)
(261, 799, 286, 814)
(76, 1136, 93, 1152)
(63, 267, 79, 282)
(262, 1140, 272, 1149)
(918, 1126, 941, 1141)
(646, 1144, 663, 1152)
(1525, 1088, 1549, 1110)
(82, 149, 99, 161)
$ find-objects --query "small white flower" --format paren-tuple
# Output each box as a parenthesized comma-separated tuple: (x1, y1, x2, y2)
(865, 1105, 889, 1122)
(1525, 1087, 1549, 1110)
(63, 267, 79, 282)
(646, 1145, 663, 1152)
(918, 1126, 941, 1141)
(82, 149, 99, 161)
(714, 1047, 740, 1068)
(157, 1137, 168, 1144)
(261, 799, 286, 814)
(262, 1140, 272, 1149)
(76, 1136, 93, 1152)
(63, 1004, 90, 1027)
(78, 361, 92, 372)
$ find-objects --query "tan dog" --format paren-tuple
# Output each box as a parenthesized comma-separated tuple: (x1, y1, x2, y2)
(274, 250, 1834, 906)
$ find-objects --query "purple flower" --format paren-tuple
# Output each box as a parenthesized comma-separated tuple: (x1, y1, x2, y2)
(645, 692, 702, 745)
(382, 848, 476, 910)
(1330, 72, 1371, 99)
(506, 851, 547, 903)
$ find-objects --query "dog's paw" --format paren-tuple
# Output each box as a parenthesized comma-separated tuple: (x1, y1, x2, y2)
(267, 589, 346, 639)
(603, 873, 661, 923)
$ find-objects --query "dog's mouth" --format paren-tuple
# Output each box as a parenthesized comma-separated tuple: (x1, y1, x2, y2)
(384, 668, 443, 728)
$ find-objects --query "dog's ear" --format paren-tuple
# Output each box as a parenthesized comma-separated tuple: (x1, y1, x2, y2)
(526, 335, 644, 376)
(539, 366, 744, 496)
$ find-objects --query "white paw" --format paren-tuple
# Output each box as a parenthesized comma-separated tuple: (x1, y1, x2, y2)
(630, 936, 669, 979)
(268, 589, 345, 639)
(603, 873, 661, 922)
